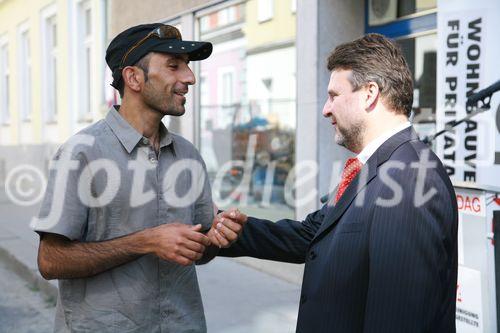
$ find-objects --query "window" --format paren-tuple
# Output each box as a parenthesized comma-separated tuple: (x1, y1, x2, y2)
(0, 159, 5, 185)
(366, 1, 437, 146)
(0, 38, 9, 125)
(397, 33, 437, 144)
(18, 24, 32, 121)
(218, 7, 229, 26)
(220, 70, 234, 106)
(200, 73, 209, 107)
(77, 0, 93, 121)
(258, 0, 274, 22)
(41, 8, 58, 123)
(199, 3, 243, 33)
(368, 0, 436, 26)
(397, 0, 436, 17)
(197, 2, 296, 220)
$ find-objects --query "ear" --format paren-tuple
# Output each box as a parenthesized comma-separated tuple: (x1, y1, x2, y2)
(364, 81, 379, 111)
(121, 66, 144, 93)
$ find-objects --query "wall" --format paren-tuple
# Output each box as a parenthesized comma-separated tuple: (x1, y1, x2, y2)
(0, 0, 69, 145)
(295, 0, 364, 219)
(109, 0, 212, 38)
(244, 0, 296, 50)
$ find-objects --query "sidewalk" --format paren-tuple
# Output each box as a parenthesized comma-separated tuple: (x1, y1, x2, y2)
(0, 201, 302, 332)
(0, 203, 58, 299)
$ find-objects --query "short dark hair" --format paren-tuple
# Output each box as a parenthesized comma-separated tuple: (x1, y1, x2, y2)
(327, 33, 413, 117)
(117, 52, 153, 98)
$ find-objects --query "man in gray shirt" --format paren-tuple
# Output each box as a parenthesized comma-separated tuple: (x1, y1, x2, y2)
(33, 23, 247, 333)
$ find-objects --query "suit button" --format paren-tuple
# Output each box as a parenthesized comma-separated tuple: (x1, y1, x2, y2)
(300, 294, 307, 304)
(309, 251, 317, 260)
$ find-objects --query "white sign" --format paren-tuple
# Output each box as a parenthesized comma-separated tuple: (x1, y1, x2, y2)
(456, 189, 486, 217)
(436, 0, 500, 188)
(456, 266, 483, 332)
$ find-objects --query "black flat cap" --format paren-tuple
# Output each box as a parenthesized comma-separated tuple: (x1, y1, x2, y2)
(106, 23, 212, 88)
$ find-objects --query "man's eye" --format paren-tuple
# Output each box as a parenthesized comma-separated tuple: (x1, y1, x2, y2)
(169, 64, 178, 69)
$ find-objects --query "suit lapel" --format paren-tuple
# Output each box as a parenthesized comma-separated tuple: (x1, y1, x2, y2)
(311, 158, 377, 244)
(310, 126, 419, 245)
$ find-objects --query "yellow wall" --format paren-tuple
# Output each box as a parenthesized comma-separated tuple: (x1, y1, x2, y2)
(0, 0, 107, 145)
(244, 0, 296, 49)
(0, 0, 72, 144)
(109, 0, 209, 37)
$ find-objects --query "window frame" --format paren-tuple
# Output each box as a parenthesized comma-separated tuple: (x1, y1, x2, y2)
(76, 0, 93, 122)
(199, 72, 209, 107)
(193, 0, 245, 147)
(365, 0, 437, 38)
(40, 4, 58, 124)
(0, 35, 9, 126)
(17, 21, 32, 122)
(217, 66, 236, 107)
(365, 0, 438, 146)
(257, 0, 274, 23)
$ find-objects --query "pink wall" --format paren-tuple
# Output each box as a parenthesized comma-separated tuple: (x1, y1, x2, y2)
(199, 42, 245, 129)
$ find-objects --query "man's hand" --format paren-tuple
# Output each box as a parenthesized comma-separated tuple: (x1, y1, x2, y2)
(146, 223, 211, 266)
(208, 208, 248, 248)
(36, 223, 211, 280)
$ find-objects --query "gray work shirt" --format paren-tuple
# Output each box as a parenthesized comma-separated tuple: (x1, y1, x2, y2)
(33, 106, 214, 333)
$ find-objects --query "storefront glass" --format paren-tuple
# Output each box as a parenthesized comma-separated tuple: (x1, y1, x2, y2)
(397, 33, 437, 147)
(197, 1, 296, 219)
(366, 0, 438, 146)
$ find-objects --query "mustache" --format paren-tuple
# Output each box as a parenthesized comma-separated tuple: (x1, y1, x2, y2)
(173, 85, 189, 94)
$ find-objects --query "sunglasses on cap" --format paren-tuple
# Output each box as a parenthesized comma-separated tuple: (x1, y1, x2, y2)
(119, 25, 182, 69)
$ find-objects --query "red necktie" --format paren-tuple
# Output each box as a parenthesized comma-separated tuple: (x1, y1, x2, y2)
(334, 157, 363, 203)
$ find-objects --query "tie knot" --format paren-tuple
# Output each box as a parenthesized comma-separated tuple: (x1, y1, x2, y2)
(334, 157, 363, 204)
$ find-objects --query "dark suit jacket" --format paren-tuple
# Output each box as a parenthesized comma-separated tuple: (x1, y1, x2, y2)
(220, 127, 458, 333)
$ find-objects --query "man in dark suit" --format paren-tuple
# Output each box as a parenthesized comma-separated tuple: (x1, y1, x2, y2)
(213, 34, 458, 332)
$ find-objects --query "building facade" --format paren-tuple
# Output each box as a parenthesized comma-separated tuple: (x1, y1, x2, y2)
(0, 0, 109, 202)
(0, 0, 109, 144)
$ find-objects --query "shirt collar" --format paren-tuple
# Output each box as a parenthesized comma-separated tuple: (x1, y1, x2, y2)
(357, 121, 411, 164)
(158, 121, 174, 149)
(105, 106, 174, 154)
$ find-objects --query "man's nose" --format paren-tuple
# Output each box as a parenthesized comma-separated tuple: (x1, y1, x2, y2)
(182, 65, 196, 85)
(322, 99, 332, 118)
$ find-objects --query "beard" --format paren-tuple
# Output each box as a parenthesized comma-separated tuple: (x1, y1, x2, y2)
(142, 81, 186, 116)
(335, 120, 365, 152)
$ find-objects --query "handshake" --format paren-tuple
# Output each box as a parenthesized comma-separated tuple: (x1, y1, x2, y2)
(207, 208, 248, 248)
(147, 208, 248, 266)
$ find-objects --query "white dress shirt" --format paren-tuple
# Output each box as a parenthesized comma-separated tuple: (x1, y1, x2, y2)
(357, 122, 411, 164)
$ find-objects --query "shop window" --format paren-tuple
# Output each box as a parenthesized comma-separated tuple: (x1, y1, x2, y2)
(197, 1, 296, 219)
(396, 33, 437, 143)
(366, 0, 437, 146)
(397, 0, 436, 17)
(368, 0, 436, 26)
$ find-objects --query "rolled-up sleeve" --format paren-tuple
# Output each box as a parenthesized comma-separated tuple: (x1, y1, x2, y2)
(194, 155, 214, 232)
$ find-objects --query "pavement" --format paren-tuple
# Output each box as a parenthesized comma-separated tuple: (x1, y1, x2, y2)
(0, 259, 55, 333)
(0, 201, 302, 332)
